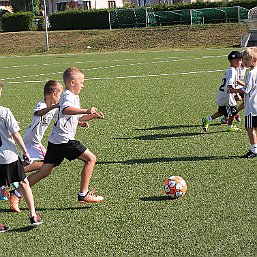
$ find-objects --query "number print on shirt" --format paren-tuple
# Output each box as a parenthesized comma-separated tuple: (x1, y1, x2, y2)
(219, 78, 227, 92)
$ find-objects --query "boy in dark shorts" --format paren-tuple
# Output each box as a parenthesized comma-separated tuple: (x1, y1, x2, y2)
(231, 47, 257, 158)
(10, 67, 104, 212)
(0, 82, 42, 226)
(202, 51, 243, 132)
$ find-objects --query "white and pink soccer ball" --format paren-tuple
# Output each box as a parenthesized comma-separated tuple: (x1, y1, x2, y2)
(164, 176, 187, 199)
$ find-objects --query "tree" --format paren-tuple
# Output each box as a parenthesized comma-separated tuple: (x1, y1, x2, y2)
(10, 0, 41, 15)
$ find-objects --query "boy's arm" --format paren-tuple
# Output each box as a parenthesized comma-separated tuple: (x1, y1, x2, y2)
(230, 88, 244, 94)
(79, 112, 104, 122)
(237, 80, 245, 86)
(62, 106, 97, 115)
(12, 131, 30, 162)
(35, 104, 59, 116)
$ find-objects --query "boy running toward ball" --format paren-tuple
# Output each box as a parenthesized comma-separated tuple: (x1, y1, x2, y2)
(230, 47, 257, 158)
(10, 67, 104, 212)
(201, 51, 243, 132)
(0, 82, 42, 226)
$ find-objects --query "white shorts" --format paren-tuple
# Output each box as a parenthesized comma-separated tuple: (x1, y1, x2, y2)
(25, 143, 46, 163)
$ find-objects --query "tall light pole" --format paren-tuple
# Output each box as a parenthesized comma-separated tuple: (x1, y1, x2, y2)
(43, 0, 49, 51)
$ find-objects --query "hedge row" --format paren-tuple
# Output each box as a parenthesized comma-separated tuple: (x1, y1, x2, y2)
(49, 9, 109, 30)
(151, 0, 257, 11)
(0, 0, 256, 32)
(1, 12, 34, 32)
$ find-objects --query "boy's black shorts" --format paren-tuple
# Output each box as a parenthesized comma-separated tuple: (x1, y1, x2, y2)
(0, 158, 26, 187)
(44, 140, 87, 167)
(245, 114, 257, 128)
(218, 106, 238, 117)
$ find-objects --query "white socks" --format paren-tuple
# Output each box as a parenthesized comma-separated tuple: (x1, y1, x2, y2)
(251, 144, 257, 154)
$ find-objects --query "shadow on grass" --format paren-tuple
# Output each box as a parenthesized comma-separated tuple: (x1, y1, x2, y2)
(97, 155, 238, 165)
(136, 124, 202, 131)
(116, 124, 223, 141)
(140, 196, 175, 201)
(7, 226, 38, 233)
(135, 123, 221, 131)
(0, 206, 92, 213)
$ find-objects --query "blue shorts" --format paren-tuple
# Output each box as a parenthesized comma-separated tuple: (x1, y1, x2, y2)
(44, 140, 87, 167)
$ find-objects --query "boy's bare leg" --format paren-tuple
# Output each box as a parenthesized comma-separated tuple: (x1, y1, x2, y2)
(10, 163, 55, 212)
(19, 178, 36, 217)
(24, 161, 44, 173)
(246, 128, 257, 145)
(27, 163, 55, 187)
(78, 149, 96, 193)
(77, 149, 103, 203)
(211, 111, 223, 120)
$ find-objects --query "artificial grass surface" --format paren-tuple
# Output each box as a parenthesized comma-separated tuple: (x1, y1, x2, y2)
(0, 48, 256, 256)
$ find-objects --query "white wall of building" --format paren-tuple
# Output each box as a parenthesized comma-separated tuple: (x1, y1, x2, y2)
(46, 0, 123, 14)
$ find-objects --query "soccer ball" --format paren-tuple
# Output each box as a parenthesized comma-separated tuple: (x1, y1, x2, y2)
(164, 176, 187, 199)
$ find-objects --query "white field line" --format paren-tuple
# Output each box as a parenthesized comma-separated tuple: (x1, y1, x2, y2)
(1, 55, 226, 84)
(5, 69, 225, 84)
(1, 54, 226, 70)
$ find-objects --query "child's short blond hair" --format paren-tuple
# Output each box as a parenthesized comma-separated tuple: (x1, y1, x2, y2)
(63, 67, 84, 84)
(242, 47, 257, 60)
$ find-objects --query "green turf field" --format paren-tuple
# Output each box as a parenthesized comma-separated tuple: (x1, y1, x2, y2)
(0, 49, 256, 257)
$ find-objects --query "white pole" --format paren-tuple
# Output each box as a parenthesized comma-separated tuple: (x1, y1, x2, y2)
(43, 0, 49, 51)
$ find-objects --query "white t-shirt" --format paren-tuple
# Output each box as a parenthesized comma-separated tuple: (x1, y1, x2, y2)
(23, 100, 56, 145)
(216, 67, 237, 107)
(242, 67, 257, 116)
(0, 106, 20, 164)
(49, 90, 81, 144)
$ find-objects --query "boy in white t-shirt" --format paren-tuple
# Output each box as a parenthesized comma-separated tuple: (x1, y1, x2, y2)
(202, 51, 243, 132)
(0, 82, 42, 226)
(23, 80, 63, 173)
(231, 47, 257, 158)
(10, 67, 104, 212)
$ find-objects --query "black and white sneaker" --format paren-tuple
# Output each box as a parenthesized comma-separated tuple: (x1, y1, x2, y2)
(30, 214, 43, 227)
(241, 151, 257, 158)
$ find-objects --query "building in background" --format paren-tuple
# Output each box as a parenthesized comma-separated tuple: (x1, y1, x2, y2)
(46, 0, 123, 14)
(0, 0, 12, 12)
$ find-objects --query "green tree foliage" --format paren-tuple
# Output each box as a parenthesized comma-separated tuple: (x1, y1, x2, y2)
(10, 0, 41, 15)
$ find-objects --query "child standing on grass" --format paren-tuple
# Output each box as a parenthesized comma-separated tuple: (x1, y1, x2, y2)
(230, 47, 257, 158)
(10, 67, 104, 212)
(201, 51, 242, 132)
(0, 82, 42, 226)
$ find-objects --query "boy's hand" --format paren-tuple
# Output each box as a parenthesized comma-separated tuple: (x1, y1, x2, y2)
(95, 112, 104, 119)
(89, 107, 97, 115)
(23, 152, 30, 164)
(78, 121, 90, 128)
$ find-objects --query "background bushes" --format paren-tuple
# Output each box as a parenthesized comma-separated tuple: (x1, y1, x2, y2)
(49, 9, 109, 30)
(1, 12, 34, 32)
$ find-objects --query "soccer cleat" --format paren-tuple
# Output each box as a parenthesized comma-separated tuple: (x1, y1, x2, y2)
(201, 117, 209, 132)
(0, 187, 8, 201)
(220, 117, 228, 124)
(30, 214, 43, 227)
(9, 190, 21, 213)
(241, 151, 257, 158)
(226, 125, 240, 132)
(12, 182, 19, 189)
(235, 115, 242, 122)
(78, 191, 104, 203)
(0, 224, 9, 233)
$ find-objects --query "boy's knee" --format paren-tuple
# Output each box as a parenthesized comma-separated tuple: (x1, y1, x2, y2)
(88, 154, 96, 164)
